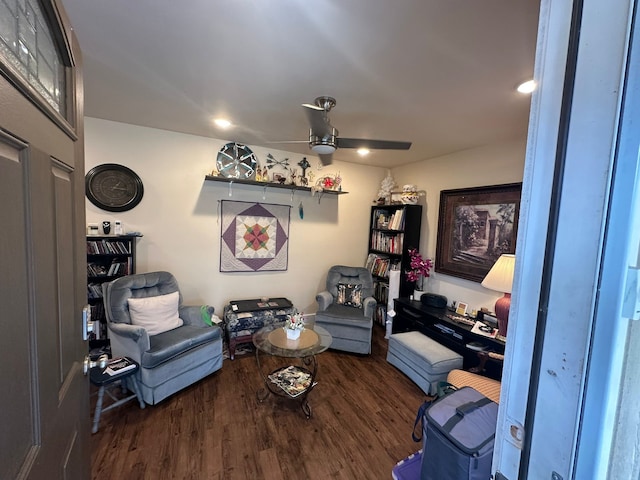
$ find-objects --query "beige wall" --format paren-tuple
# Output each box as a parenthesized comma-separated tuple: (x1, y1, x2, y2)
(392, 140, 527, 313)
(85, 117, 525, 317)
(84, 118, 385, 314)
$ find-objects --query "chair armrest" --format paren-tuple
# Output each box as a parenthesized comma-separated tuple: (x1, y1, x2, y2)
(107, 323, 150, 364)
(316, 291, 334, 311)
(180, 305, 212, 327)
(362, 296, 376, 319)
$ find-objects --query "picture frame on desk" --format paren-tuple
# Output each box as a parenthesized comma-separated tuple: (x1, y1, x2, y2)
(455, 302, 468, 316)
(435, 183, 522, 283)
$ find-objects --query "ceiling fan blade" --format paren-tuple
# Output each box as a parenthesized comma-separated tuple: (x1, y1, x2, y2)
(318, 153, 333, 166)
(265, 140, 309, 145)
(302, 104, 331, 138)
(337, 138, 412, 150)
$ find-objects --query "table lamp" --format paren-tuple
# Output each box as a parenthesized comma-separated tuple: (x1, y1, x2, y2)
(481, 254, 515, 337)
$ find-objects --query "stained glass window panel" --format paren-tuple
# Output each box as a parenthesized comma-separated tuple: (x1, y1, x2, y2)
(0, 0, 67, 117)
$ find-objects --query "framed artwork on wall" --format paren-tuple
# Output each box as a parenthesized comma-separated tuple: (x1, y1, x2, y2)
(435, 183, 522, 283)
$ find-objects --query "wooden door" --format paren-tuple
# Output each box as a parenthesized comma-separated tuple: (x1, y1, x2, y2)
(0, 1, 88, 478)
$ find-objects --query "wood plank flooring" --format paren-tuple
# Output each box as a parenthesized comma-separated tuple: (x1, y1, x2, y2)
(90, 326, 427, 479)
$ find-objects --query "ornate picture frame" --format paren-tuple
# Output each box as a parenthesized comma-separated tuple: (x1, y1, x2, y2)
(435, 183, 522, 282)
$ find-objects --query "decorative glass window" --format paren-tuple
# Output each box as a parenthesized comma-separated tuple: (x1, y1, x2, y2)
(0, 0, 67, 117)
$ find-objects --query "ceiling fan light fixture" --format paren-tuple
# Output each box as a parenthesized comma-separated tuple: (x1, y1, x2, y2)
(311, 144, 336, 155)
(357, 148, 370, 156)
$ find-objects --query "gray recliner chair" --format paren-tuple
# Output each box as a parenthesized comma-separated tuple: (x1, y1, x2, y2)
(103, 271, 223, 405)
(315, 265, 376, 354)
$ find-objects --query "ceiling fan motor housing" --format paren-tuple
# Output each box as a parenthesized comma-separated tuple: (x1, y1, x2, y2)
(309, 127, 338, 154)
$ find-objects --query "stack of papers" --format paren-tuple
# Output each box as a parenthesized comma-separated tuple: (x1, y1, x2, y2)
(471, 321, 498, 338)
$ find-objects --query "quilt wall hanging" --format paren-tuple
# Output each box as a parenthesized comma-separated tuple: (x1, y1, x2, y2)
(220, 200, 290, 272)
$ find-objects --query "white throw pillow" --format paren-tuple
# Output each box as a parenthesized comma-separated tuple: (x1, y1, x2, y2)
(127, 291, 183, 336)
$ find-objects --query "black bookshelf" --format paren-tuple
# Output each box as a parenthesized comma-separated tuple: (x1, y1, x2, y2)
(365, 205, 422, 326)
(87, 234, 141, 340)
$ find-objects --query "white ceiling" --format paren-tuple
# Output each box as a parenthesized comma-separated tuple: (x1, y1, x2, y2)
(60, 0, 540, 168)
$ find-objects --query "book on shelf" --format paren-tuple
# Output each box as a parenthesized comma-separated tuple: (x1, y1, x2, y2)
(365, 253, 400, 278)
(107, 260, 130, 276)
(268, 365, 316, 397)
(374, 304, 387, 326)
(373, 280, 390, 305)
(389, 208, 406, 231)
(87, 239, 131, 255)
(87, 263, 108, 277)
(104, 357, 136, 376)
(87, 283, 104, 299)
(370, 231, 404, 254)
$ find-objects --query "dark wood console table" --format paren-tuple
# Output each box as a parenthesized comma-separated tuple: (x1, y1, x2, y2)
(392, 298, 505, 380)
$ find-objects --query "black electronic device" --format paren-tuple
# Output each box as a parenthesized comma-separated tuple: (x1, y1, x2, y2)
(420, 293, 448, 308)
(478, 311, 499, 329)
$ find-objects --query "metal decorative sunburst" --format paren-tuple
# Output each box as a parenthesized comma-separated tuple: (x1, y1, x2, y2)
(216, 142, 257, 179)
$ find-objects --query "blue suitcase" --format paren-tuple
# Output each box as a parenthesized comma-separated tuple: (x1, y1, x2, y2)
(421, 386, 498, 480)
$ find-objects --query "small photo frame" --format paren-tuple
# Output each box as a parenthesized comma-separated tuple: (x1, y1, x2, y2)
(455, 302, 468, 316)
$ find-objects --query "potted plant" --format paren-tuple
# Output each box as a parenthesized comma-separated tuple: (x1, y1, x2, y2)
(406, 248, 433, 299)
(284, 313, 305, 340)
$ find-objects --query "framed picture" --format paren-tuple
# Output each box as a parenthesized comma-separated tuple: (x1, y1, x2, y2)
(455, 302, 468, 316)
(435, 183, 522, 282)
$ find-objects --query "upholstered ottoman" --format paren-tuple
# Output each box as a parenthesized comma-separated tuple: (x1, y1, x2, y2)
(387, 331, 463, 395)
(223, 298, 296, 359)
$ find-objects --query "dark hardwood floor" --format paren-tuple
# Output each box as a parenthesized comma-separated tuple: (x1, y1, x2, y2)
(90, 326, 427, 479)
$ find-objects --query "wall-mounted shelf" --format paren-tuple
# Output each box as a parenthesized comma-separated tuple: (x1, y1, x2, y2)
(204, 175, 348, 195)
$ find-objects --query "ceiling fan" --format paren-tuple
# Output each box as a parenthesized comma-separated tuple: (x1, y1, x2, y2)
(281, 96, 412, 166)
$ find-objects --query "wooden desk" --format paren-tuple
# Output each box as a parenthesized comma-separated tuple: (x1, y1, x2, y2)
(392, 298, 505, 380)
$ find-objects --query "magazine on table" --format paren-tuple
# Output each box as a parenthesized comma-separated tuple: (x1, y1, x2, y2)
(104, 357, 136, 376)
(268, 365, 317, 397)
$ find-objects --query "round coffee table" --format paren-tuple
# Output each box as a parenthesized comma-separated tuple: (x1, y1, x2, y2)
(253, 322, 332, 418)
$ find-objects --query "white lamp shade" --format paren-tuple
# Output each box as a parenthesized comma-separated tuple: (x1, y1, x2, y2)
(311, 144, 336, 155)
(481, 254, 515, 294)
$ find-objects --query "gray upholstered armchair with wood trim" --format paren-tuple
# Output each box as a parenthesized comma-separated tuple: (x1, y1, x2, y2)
(314, 265, 376, 354)
(103, 271, 223, 405)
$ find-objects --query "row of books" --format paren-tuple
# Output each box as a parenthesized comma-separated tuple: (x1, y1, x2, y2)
(88, 260, 131, 278)
(374, 280, 390, 306)
(373, 208, 406, 231)
(87, 240, 131, 255)
(89, 302, 106, 339)
(268, 366, 316, 397)
(373, 304, 387, 327)
(370, 231, 404, 254)
(365, 253, 400, 278)
(88, 283, 104, 299)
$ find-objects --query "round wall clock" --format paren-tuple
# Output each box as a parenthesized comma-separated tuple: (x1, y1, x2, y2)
(85, 163, 144, 212)
(216, 142, 257, 179)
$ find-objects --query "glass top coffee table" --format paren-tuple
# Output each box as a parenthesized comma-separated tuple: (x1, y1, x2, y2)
(253, 321, 332, 418)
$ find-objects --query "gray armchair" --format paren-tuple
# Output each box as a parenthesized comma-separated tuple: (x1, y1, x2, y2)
(315, 265, 376, 354)
(103, 271, 223, 405)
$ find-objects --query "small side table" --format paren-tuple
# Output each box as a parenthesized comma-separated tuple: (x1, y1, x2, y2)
(252, 322, 332, 418)
(90, 358, 145, 433)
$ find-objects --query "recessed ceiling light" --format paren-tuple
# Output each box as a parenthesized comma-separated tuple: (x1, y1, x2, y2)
(517, 80, 537, 94)
(357, 148, 370, 156)
(214, 118, 231, 129)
